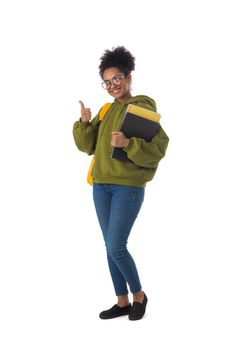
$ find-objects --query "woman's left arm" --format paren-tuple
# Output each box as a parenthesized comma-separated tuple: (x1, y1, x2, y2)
(123, 126, 169, 168)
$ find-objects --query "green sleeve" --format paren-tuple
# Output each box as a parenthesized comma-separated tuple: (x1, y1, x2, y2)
(123, 126, 169, 168)
(73, 114, 99, 155)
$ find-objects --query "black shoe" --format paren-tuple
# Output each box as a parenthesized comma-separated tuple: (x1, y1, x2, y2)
(99, 304, 131, 319)
(129, 293, 148, 321)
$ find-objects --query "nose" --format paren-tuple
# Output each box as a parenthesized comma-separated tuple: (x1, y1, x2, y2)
(108, 82, 118, 91)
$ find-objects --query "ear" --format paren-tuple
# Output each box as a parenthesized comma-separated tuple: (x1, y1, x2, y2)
(127, 74, 132, 84)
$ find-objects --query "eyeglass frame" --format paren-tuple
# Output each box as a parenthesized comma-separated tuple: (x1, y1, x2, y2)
(101, 74, 126, 89)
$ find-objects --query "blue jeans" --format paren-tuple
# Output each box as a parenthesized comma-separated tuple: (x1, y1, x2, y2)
(93, 184, 145, 296)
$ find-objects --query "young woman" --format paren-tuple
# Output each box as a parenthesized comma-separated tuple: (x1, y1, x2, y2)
(73, 46, 169, 320)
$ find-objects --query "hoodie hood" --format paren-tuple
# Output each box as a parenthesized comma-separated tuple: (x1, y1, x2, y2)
(114, 95, 157, 113)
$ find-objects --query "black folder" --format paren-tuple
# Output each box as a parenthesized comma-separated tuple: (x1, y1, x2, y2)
(111, 104, 161, 163)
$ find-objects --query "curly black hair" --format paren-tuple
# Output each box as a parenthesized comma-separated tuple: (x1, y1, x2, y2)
(99, 46, 135, 78)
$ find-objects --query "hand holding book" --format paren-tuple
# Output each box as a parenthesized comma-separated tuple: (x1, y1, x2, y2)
(111, 131, 130, 148)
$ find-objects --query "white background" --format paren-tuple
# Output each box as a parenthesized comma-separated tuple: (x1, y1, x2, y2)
(0, 0, 232, 349)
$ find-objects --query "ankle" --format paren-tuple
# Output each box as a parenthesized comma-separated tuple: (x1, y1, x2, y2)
(133, 290, 145, 303)
(117, 295, 129, 307)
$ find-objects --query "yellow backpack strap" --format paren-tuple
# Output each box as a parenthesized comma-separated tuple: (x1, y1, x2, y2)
(87, 156, 96, 186)
(99, 102, 112, 121)
(87, 103, 112, 186)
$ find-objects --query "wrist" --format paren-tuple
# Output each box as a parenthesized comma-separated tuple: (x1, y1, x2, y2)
(80, 117, 88, 125)
(123, 138, 132, 151)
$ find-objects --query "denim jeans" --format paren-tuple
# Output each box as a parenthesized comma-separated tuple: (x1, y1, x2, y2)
(93, 184, 145, 296)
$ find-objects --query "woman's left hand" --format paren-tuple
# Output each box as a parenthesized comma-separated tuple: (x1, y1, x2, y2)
(111, 131, 129, 148)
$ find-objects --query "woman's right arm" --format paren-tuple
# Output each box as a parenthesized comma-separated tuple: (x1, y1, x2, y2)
(73, 101, 100, 155)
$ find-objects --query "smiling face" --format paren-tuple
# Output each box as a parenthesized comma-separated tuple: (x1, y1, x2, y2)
(102, 67, 132, 103)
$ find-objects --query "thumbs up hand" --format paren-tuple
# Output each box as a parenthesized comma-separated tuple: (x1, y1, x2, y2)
(79, 100, 92, 124)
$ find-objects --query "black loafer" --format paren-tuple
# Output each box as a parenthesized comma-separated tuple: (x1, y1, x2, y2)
(129, 293, 148, 320)
(99, 304, 131, 319)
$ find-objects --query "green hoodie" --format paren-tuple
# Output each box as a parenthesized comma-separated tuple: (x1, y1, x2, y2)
(73, 95, 169, 187)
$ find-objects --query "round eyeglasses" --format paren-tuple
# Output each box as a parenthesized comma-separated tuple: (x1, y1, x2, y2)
(101, 74, 125, 89)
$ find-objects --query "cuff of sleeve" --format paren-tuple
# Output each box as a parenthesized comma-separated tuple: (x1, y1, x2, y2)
(123, 138, 134, 152)
(74, 119, 90, 130)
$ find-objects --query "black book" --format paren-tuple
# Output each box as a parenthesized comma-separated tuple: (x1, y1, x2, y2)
(111, 104, 161, 163)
